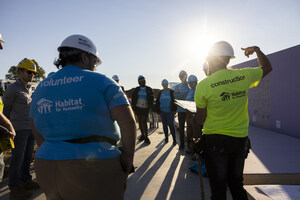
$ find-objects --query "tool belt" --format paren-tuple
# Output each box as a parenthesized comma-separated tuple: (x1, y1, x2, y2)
(64, 135, 117, 146)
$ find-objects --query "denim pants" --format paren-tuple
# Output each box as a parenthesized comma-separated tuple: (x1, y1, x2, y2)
(9, 130, 35, 190)
(160, 111, 176, 140)
(177, 112, 186, 145)
(204, 134, 248, 200)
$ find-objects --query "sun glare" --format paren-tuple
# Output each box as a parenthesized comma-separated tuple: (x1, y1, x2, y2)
(189, 35, 214, 61)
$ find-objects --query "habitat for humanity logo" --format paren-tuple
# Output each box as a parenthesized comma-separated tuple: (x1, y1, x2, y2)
(37, 98, 53, 114)
(220, 92, 231, 101)
(37, 98, 84, 113)
(220, 90, 247, 101)
(55, 98, 84, 112)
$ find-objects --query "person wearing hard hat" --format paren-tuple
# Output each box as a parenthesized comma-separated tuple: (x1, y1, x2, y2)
(174, 70, 190, 149)
(131, 75, 154, 144)
(156, 79, 177, 145)
(112, 75, 125, 92)
(185, 75, 198, 152)
(0, 33, 5, 50)
(194, 41, 272, 199)
(2, 58, 39, 199)
(29, 34, 137, 200)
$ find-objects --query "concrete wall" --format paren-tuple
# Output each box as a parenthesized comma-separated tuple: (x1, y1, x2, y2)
(233, 45, 300, 139)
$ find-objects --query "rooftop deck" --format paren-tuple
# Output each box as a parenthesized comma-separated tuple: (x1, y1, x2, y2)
(0, 124, 299, 199)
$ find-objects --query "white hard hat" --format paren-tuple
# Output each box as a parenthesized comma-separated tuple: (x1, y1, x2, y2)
(0, 33, 4, 43)
(179, 70, 187, 76)
(208, 41, 235, 58)
(58, 34, 99, 58)
(188, 75, 198, 83)
(112, 75, 119, 81)
(161, 79, 169, 84)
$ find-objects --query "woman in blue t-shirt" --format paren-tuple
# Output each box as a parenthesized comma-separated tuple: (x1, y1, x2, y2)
(156, 79, 177, 145)
(30, 35, 136, 200)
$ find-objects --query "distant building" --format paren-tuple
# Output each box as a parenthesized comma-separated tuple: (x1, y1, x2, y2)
(232, 45, 300, 139)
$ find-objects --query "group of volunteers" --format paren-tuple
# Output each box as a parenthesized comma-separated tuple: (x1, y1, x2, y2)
(0, 31, 272, 200)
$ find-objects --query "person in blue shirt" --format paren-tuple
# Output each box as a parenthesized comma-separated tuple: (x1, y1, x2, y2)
(30, 34, 137, 200)
(174, 70, 190, 149)
(131, 76, 154, 144)
(155, 79, 177, 145)
(185, 75, 198, 152)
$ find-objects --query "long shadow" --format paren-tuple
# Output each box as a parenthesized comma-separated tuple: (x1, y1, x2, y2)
(148, 126, 158, 136)
(154, 151, 181, 200)
(127, 145, 175, 200)
(169, 153, 200, 200)
(135, 135, 165, 154)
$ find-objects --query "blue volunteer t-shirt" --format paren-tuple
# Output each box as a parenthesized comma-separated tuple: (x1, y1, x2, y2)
(30, 65, 129, 160)
(186, 88, 196, 101)
(160, 89, 172, 113)
(136, 87, 148, 108)
(174, 83, 190, 112)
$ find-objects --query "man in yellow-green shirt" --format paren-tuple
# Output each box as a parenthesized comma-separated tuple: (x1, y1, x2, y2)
(195, 41, 272, 200)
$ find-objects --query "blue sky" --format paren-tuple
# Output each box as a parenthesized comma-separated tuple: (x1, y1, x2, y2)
(1, 0, 299, 89)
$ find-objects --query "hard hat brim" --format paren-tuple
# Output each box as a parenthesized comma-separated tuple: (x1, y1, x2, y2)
(17, 66, 37, 73)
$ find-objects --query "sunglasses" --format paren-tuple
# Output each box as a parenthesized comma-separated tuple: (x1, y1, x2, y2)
(23, 69, 35, 75)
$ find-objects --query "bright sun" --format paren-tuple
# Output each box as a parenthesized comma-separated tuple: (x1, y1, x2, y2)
(189, 35, 214, 61)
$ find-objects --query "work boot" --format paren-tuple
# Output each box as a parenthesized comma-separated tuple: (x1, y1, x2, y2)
(9, 187, 32, 200)
(138, 135, 145, 141)
(144, 137, 151, 144)
(165, 137, 169, 143)
(22, 181, 40, 190)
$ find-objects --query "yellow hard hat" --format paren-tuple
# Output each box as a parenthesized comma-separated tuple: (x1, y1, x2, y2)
(17, 58, 37, 73)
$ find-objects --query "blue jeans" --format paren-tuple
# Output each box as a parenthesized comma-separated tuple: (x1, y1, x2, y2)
(9, 130, 35, 190)
(204, 134, 248, 200)
(160, 111, 176, 140)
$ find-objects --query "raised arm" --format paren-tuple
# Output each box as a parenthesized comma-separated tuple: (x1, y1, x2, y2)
(241, 46, 272, 78)
(110, 104, 137, 173)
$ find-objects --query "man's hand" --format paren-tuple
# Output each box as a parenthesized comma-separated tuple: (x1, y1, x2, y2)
(120, 152, 134, 173)
(242, 46, 272, 78)
(241, 46, 259, 58)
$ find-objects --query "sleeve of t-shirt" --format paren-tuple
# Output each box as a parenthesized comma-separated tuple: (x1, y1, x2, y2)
(243, 67, 263, 88)
(194, 82, 207, 109)
(103, 79, 129, 110)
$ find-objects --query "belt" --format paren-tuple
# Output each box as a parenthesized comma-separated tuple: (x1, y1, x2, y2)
(64, 135, 117, 146)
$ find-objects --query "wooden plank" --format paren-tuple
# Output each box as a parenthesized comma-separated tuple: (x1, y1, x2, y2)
(175, 100, 197, 113)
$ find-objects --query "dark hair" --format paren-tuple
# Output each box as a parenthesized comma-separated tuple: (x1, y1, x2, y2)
(54, 47, 83, 69)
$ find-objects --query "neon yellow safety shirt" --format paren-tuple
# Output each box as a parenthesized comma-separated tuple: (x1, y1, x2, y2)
(195, 67, 263, 138)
